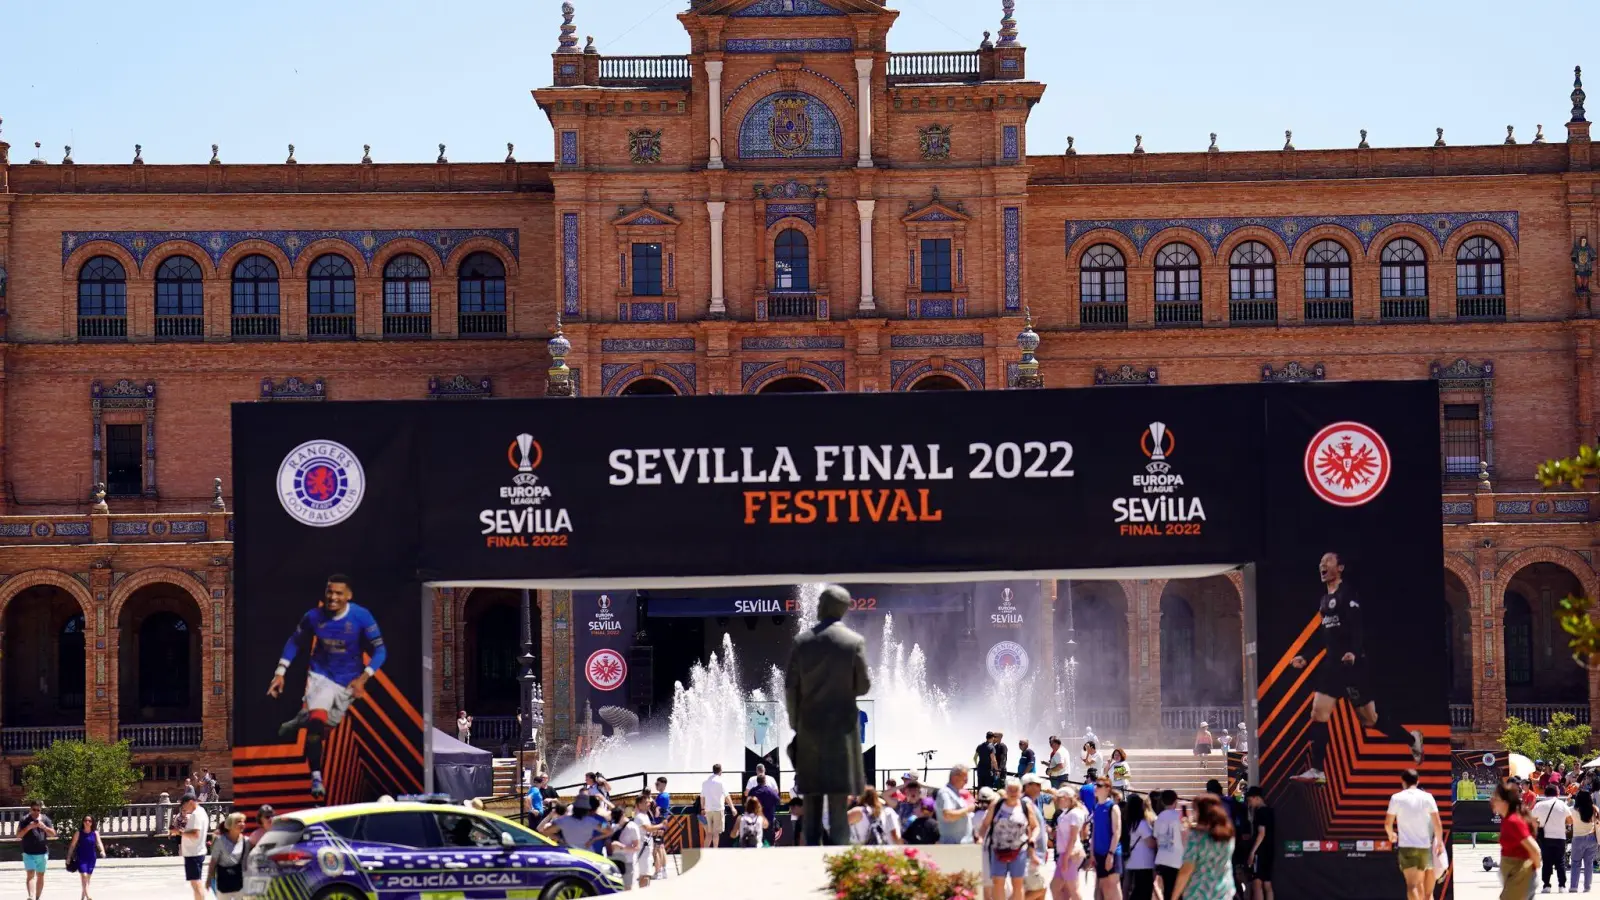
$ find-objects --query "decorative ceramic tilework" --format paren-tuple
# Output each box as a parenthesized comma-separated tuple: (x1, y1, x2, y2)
(738, 92, 843, 160)
(63, 228, 518, 268)
(906, 298, 968, 318)
(91, 379, 157, 499)
(1441, 501, 1474, 516)
(726, 38, 853, 53)
(1095, 365, 1159, 386)
(740, 336, 845, 350)
(957, 249, 964, 283)
(1006, 362, 1020, 387)
(1001, 57, 1020, 70)
(1260, 362, 1326, 383)
(112, 521, 150, 536)
(260, 377, 325, 401)
(889, 359, 984, 391)
(1537, 501, 1552, 513)
(601, 338, 696, 353)
(0, 524, 32, 537)
(428, 375, 492, 399)
(767, 203, 817, 227)
(1065, 211, 1520, 256)
(889, 333, 984, 349)
(1002, 126, 1020, 161)
(54, 523, 90, 537)
(954, 358, 986, 386)
(668, 253, 675, 289)
(1004, 208, 1022, 311)
(630, 214, 669, 226)
(560, 131, 579, 166)
(170, 520, 208, 535)
(151, 521, 168, 536)
(620, 302, 673, 322)
(560, 63, 578, 76)
(1495, 500, 1534, 515)
(563, 213, 581, 316)
(727, 69, 855, 110)
(732, 0, 845, 15)
(1556, 498, 1592, 514)
(741, 360, 845, 392)
(910, 210, 959, 222)
(601, 362, 696, 396)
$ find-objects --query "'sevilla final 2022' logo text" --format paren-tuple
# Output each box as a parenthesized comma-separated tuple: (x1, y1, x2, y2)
(277, 440, 366, 527)
(479, 433, 574, 548)
(1114, 421, 1207, 537)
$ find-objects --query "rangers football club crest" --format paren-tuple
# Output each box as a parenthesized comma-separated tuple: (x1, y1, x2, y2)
(986, 640, 1029, 683)
(277, 440, 365, 528)
(1304, 421, 1391, 507)
(771, 96, 814, 157)
(586, 648, 628, 691)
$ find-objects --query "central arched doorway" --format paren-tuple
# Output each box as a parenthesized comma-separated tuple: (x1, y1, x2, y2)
(619, 378, 678, 396)
(3, 585, 89, 735)
(1156, 575, 1243, 738)
(1054, 580, 1130, 735)
(758, 376, 826, 394)
(461, 589, 538, 751)
(116, 582, 203, 731)
(1503, 561, 1588, 723)
(909, 374, 966, 391)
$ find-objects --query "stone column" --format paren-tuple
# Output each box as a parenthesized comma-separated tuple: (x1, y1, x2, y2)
(857, 200, 876, 313)
(706, 60, 725, 169)
(708, 201, 727, 316)
(855, 57, 874, 168)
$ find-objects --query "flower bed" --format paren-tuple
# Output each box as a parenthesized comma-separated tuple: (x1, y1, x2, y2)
(825, 847, 979, 900)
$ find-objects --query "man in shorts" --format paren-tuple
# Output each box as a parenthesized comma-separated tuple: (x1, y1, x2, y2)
(1290, 552, 1424, 783)
(19, 799, 55, 900)
(168, 793, 209, 900)
(267, 574, 386, 800)
(1245, 787, 1275, 900)
(1384, 769, 1442, 900)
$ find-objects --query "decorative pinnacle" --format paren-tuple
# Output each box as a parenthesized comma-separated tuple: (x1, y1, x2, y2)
(362, 144, 372, 164)
(1358, 128, 1369, 149)
(1535, 124, 1547, 143)
(980, 31, 993, 50)
(286, 143, 297, 163)
(1064, 136, 1075, 156)
(1574, 66, 1588, 124)
(1014, 305, 1043, 388)
(133, 144, 143, 164)
(997, 0, 1018, 45)
(1434, 127, 1446, 147)
(584, 35, 597, 54)
(62, 145, 72, 164)
(546, 313, 575, 397)
(506, 142, 516, 163)
(29, 141, 44, 164)
(1133, 134, 1144, 154)
(558, 2, 579, 53)
(1282, 130, 1294, 151)
(1208, 133, 1218, 152)
(210, 143, 220, 164)
(1505, 125, 1517, 145)
(437, 143, 447, 163)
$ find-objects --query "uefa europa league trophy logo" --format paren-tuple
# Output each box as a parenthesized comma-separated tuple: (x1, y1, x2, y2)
(1148, 422, 1168, 461)
(513, 433, 538, 486)
(1144, 421, 1173, 475)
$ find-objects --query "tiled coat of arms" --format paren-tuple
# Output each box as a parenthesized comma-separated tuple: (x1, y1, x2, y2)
(628, 129, 662, 165)
(919, 124, 953, 160)
(771, 97, 814, 157)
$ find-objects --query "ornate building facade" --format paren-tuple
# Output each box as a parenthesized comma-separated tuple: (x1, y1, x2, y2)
(0, 0, 1595, 795)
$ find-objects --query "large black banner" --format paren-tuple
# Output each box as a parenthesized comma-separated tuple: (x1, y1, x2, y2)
(234, 381, 1445, 900)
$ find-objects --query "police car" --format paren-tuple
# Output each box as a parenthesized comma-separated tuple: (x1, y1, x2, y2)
(243, 798, 623, 899)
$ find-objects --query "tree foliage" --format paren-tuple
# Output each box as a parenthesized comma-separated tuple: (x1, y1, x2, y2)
(1500, 713, 1593, 770)
(1537, 448, 1600, 661)
(21, 739, 141, 834)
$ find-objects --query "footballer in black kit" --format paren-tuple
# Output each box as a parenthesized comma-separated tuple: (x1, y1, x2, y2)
(1289, 552, 1423, 784)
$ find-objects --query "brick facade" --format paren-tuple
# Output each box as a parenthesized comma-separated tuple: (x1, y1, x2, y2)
(0, 0, 1594, 795)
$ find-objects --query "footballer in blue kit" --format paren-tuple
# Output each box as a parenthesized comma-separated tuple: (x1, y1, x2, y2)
(267, 574, 386, 800)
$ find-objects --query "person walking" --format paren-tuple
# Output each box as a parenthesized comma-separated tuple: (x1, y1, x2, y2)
(1495, 782, 1542, 900)
(977, 732, 1000, 791)
(1572, 789, 1597, 893)
(1385, 769, 1444, 900)
(1053, 788, 1089, 900)
(700, 764, 733, 848)
(247, 806, 275, 848)
(1017, 740, 1037, 779)
(1109, 749, 1132, 794)
(978, 777, 1041, 900)
(19, 799, 56, 900)
(168, 794, 209, 900)
(1245, 788, 1276, 900)
(64, 814, 101, 900)
(456, 710, 472, 744)
(1125, 793, 1158, 900)
(1533, 785, 1574, 893)
(1046, 737, 1068, 789)
(1172, 795, 1235, 900)
(1090, 779, 1124, 900)
(206, 812, 249, 900)
(749, 773, 781, 846)
(1153, 790, 1187, 900)
(1193, 722, 1214, 758)
(735, 796, 768, 849)
(938, 763, 977, 844)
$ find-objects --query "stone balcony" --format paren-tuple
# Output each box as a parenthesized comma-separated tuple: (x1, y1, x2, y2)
(0, 511, 231, 545)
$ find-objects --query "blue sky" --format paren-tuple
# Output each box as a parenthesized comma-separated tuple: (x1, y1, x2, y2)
(2, 0, 1592, 164)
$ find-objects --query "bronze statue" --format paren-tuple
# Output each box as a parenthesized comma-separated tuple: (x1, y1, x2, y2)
(1575, 236, 1595, 298)
(784, 584, 871, 845)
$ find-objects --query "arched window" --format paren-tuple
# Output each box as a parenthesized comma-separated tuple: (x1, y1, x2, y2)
(1079, 244, 1127, 327)
(619, 378, 679, 396)
(308, 254, 356, 338)
(60, 614, 85, 711)
(774, 229, 810, 292)
(473, 605, 522, 709)
(1380, 238, 1428, 297)
(1155, 243, 1201, 325)
(458, 252, 507, 335)
(1456, 237, 1504, 296)
(383, 254, 432, 337)
(1504, 593, 1533, 687)
(137, 612, 191, 710)
(230, 255, 280, 337)
(1228, 241, 1275, 299)
(1303, 240, 1351, 299)
(77, 256, 127, 339)
(155, 256, 204, 340)
(909, 374, 966, 391)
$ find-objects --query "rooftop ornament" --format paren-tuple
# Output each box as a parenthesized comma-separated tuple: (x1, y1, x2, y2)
(1573, 66, 1587, 124)
(1434, 128, 1446, 147)
(558, 2, 580, 53)
(1358, 129, 1370, 149)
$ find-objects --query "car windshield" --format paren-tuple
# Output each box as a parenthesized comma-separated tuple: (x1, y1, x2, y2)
(487, 815, 555, 847)
(254, 819, 304, 854)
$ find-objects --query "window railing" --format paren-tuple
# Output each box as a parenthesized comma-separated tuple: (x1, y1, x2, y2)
(1154, 300, 1202, 326)
(119, 722, 203, 749)
(308, 313, 357, 339)
(231, 314, 280, 339)
(887, 51, 982, 84)
(77, 315, 127, 340)
(1078, 706, 1131, 732)
(1380, 298, 1429, 321)
(1457, 295, 1506, 320)
(1450, 704, 1474, 730)
(459, 312, 507, 336)
(384, 313, 432, 337)
(598, 55, 691, 87)
(1080, 302, 1127, 328)
(1507, 703, 1590, 726)
(469, 716, 521, 751)
(1160, 706, 1245, 733)
(155, 315, 205, 340)
(1228, 299, 1277, 325)
(766, 292, 819, 321)
(1, 726, 85, 754)
(1304, 299, 1353, 323)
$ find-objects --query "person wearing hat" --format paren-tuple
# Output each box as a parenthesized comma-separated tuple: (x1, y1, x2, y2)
(904, 797, 941, 845)
(1021, 773, 1050, 823)
(1194, 721, 1214, 757)
(248, 805, 276, 848)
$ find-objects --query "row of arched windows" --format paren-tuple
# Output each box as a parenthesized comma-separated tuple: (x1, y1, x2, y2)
(75, 251, 509, 340)
(1078, 235, 1506, 326)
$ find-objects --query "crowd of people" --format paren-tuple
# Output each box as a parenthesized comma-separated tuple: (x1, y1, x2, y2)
(1491, 761, 1600, 897)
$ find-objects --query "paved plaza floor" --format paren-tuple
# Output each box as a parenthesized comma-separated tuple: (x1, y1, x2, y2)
(0, 847, 1518, 899)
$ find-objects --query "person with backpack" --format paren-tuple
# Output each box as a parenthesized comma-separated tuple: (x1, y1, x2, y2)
(849, 787, 902, 846)
(978, 777, 1041, 900)
(736, 796, 768, 849)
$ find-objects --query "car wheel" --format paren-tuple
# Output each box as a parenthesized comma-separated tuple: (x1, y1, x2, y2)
(544, 877, 596, 898)
(314, 886, 366, 900)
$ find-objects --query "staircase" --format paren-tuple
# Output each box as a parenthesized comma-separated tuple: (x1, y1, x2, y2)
(492, 757, 520, 797)
(1118, 748, 1228, 798)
